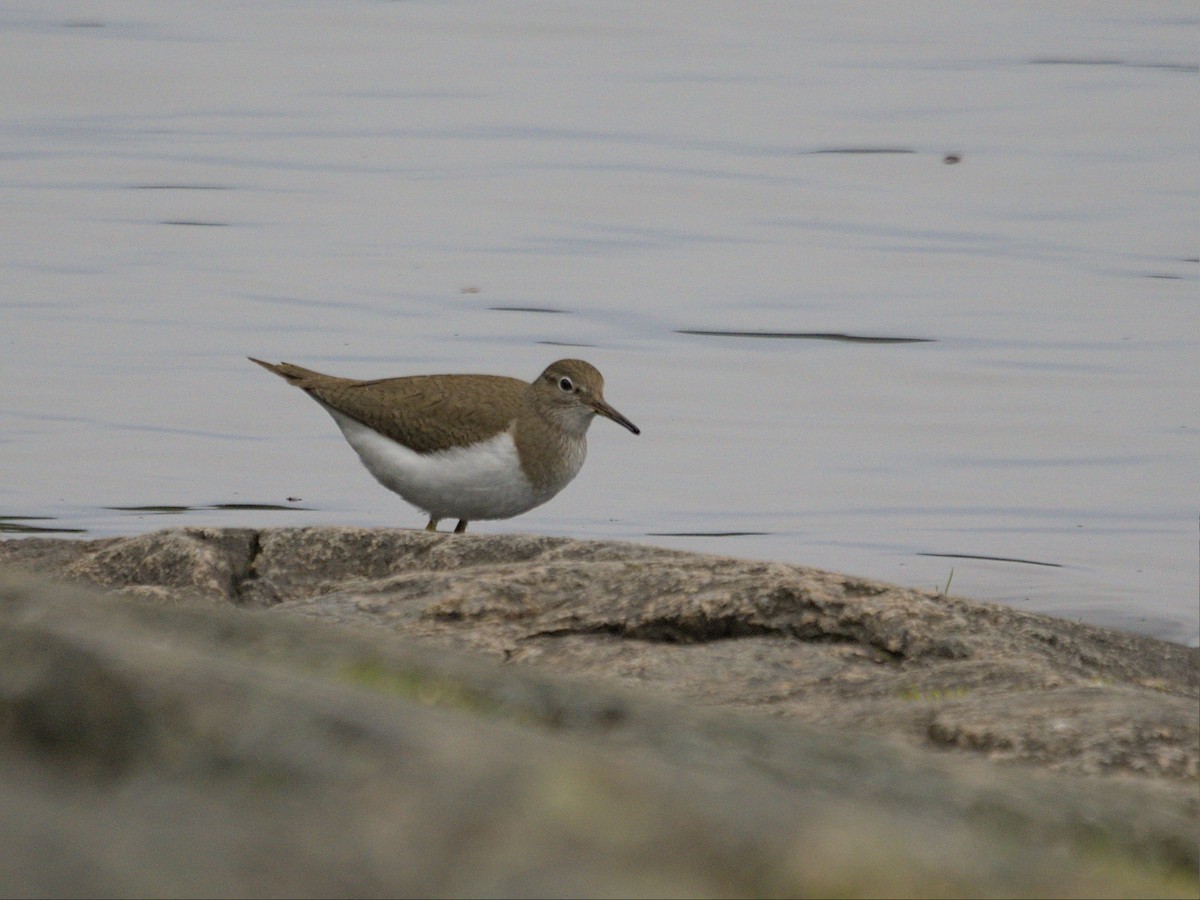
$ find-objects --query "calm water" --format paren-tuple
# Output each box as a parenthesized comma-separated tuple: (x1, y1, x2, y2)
(1, 2, 1197, 645)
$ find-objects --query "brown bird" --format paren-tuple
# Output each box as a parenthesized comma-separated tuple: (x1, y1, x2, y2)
(250, 357, 639, 532)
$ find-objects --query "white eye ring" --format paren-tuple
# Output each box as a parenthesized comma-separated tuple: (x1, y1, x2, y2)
(557, 376, 574, 392)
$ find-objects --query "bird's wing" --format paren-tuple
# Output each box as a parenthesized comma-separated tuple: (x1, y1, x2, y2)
(310, 374, 525, 454)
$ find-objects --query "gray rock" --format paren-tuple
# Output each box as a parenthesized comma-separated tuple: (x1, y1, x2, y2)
(6, 526, 1192, 780)
(1, 527, 1197, 896)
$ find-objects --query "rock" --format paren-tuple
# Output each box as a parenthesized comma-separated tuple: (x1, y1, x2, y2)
(3, 526, 1199, 895)
(0, 565, 1196, 897)
(1, 527, 259, 608)
(5, 526, 1194, 782)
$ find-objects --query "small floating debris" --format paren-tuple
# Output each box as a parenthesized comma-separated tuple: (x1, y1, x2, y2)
(677, 330, 936, 344)
(917, 552, 1063, 568)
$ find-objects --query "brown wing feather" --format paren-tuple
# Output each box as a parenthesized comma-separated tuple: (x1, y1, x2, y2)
(250, 359, 525, 454)
(315, 375, 526, 454)
(252, 360, 525, 453)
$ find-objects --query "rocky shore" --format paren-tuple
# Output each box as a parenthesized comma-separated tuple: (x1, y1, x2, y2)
(2, 526, 1197, 896)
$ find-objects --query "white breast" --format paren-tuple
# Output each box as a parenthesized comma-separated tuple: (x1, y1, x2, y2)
(324, 408, 560, 521)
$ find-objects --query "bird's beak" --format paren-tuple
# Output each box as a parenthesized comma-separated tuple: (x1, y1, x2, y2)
(590, 397, 640, 435)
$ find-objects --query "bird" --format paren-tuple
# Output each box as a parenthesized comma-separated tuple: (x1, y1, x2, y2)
(249, 357, 639, 533)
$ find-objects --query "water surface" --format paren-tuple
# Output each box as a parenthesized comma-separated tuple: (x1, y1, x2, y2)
(1, 2, 1196, 644)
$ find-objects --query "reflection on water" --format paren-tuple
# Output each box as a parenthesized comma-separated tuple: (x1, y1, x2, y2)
(677, 330, 935, 343)
(0, 518, 87, 535)
(106, 504, 311, 514)
(916, 552, 1063, 569)
(647, 531, 771, 538)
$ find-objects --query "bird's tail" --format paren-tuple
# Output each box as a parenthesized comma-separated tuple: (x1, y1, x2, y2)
(247, 357, 327, 387)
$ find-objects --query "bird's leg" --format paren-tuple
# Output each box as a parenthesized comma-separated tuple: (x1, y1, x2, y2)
(425, 518, 439, 532)
(454, 519, 469, 534)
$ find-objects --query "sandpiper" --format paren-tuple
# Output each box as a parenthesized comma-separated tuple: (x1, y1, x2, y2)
(250, 357, 639, 532)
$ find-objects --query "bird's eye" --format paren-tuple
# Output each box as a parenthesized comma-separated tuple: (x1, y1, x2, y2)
(557, 376, 574, 392)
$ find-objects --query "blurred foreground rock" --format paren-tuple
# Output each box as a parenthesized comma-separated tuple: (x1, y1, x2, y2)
(1, 526, 1197, 897)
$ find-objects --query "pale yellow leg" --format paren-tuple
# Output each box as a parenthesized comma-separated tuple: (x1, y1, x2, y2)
(425, 518, 439, 532)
